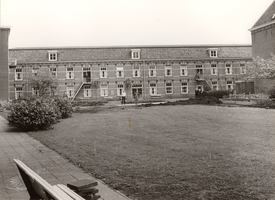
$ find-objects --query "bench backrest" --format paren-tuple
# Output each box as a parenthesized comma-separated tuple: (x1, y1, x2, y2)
(14, 159, 79, 200)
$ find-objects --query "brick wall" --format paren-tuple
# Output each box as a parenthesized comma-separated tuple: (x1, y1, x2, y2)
(0, 28, 10, 101)
(251, 25, 275, 59)
(254, 78, 275, 94)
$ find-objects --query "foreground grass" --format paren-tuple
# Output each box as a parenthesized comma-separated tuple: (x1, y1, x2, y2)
(28, 105, 275, 200)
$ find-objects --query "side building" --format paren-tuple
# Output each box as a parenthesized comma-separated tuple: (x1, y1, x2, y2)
(0, 27, 11, 101)
(250, 0, 275, 59)
(8, 45, 252, 101)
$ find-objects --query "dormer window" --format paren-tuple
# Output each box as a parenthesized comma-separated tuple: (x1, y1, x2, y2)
(208, 48, 218, 58)
(272, 13, 275, 20)
(48, 50, 58, 61)
(131, 49, 140, 59)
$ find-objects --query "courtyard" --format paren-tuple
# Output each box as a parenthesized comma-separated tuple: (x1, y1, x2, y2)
(28, 104, 275, 200)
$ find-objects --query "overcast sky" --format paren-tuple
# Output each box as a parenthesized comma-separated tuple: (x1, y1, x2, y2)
(1, 0, 274, 48)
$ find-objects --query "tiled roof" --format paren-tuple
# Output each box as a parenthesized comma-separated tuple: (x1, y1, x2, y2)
(251, 0, 275, 30)
(9, 45, 252, 64)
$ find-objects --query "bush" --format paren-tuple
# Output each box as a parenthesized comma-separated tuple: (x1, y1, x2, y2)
(202, 90, 231, 99)
(53, 96, 73, 119)
(255, 99, 275, 108)
(269, 88, 275, 99)
(8, 97, 60, 131)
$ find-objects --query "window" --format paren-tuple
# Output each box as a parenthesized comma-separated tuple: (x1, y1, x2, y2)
(131, 49, 140, 59)
(211, 64, 218, 75)
(181, 82, 188, 94)
(83, 66, 91, 82)
(49, 67, 57, 77)
(32, 88, 39, 96)
(196, 65, 203, 74)
(48, 51, 58, 61)
(15, 87, 23, 99)
(116, 67, 124, 78)
(117, 83, 124, 96)
(67, 86, 74, 98)
(32, 67, 38, 76)
(149, 83, 157, 95)
(225, 63, 232, 75)
(149, 65, 156, 77)
(226, 81, 233, 90)
(84, 85, 91, 97)
(180, 66, 188, 76)
(165, 66, 172, 76)
(240, 63, 246, 74)
(100, 67, 107, 78)
(133, 65, 140, 77)
(212, 81, 218, 91)
(208, 48, 218, 58)
(100, 85, 108, 96)
(66, 67, 74, 79)
(165, 82, 173, 94)
(15, 68, 23, 80)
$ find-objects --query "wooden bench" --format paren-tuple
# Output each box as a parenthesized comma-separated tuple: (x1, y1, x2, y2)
(14, 159, 85, 200)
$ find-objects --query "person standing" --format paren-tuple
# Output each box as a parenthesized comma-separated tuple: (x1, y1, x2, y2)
(121, 90, 126, 105)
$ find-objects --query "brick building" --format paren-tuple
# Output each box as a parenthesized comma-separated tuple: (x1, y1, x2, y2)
(0, 27, 11, 101)
(250, 0, 275, 59)
(8, 45, 252, 100)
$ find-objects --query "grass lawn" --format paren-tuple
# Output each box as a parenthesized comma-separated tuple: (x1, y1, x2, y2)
(28, 105, 275, 200)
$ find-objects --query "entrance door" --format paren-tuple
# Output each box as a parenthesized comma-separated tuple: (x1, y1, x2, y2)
(132, 84, 143, 99)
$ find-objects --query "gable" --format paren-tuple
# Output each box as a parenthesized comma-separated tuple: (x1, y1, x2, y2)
(251, 1, 275, 30)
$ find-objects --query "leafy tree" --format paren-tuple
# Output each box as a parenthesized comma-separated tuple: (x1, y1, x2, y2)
(245, 54, 275, 80)
(27, 70, 58, 97)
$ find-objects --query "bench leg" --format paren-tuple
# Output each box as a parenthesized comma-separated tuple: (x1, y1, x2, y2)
(17, 166, 44, 200)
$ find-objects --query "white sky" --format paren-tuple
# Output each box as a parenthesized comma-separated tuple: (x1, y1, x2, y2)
(0, 0, 274, 48)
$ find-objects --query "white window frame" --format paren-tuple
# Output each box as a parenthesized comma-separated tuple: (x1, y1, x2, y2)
(100, 85, 108, 97)
(133, 65, 140, 77)
(131, 49, 140, 59)
(165, 82, 173, 94)
(67, 86, 74, 98)
(49, 66, 57, 77)
(196, 65, 203, 75)
(181, 82, 188, 94)
(100, 67, 107, 78)
(15, 87, 23, 99)
(149, 83, 157, 95)
(117, 83, 124, 96)
(226, 81, 233, 90)
(212, 81, 218, 91)
(149, 65, 156, 77)
(225, 63, 232, 75)
(208, 48, 218, 58)
(84, 85, 91, 97)
(180, 66, 188, 76)
(48, 51, 58, 61)
(116, 67, 124, 78)
(211, 64, 218, 75)
(165, 66, 172, 76)
(66, 67, 74, 79)
(15, 68, 23, 81)
(240, 63, 246, 74)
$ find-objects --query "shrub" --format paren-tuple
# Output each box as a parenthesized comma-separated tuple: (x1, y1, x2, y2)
(202, 90, 231, 99)
(8, 97, 60, 131)
(255, 99, 275, 108)
(53, 96, 73, 119)
(269, 88, 275, 99)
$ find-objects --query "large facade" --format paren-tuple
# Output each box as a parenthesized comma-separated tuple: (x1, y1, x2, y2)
(250, 0, 275, 59)
(0, 27, 10, 101)
(8, 45, 252, 101)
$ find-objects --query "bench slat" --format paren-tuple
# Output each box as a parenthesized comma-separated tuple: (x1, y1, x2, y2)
(56, 184, 85, 200)
(14, 159, 74, 200)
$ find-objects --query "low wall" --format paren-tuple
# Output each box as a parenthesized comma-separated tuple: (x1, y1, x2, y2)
(254, 78, 275, 94)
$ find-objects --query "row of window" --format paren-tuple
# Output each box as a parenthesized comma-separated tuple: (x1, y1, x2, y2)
(14, 80, 234, 99)
(14, 63, 246, 81)
(47, 48, 219, 62)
